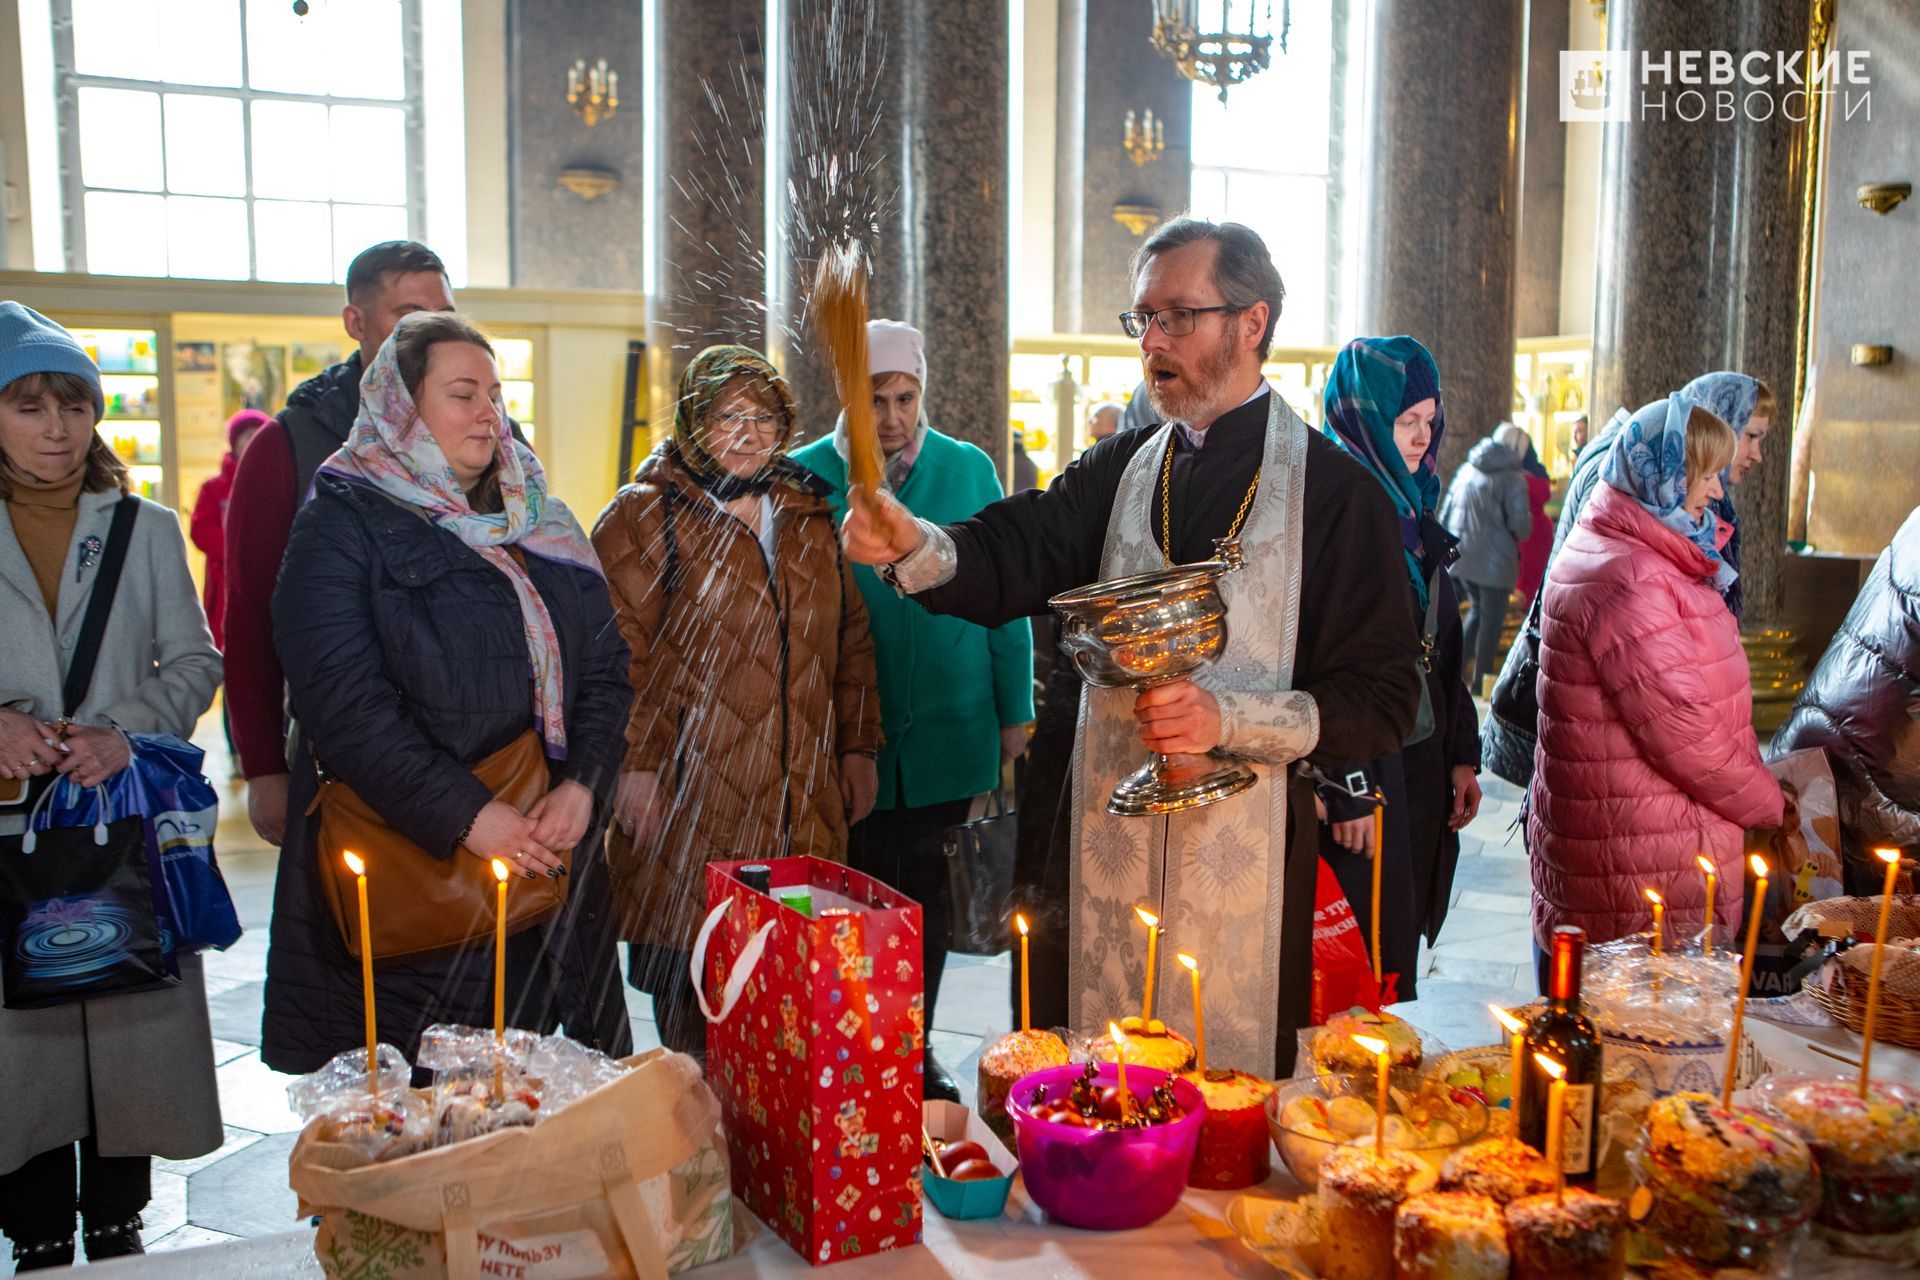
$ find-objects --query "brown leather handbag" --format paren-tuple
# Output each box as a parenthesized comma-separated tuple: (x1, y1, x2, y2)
(314, 729, 571, 961)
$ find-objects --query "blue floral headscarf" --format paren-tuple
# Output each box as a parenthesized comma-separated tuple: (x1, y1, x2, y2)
(1600, 393, 1736, 591)
(1676, 371, 1762, 617)
(1321, 336, 1444, 607)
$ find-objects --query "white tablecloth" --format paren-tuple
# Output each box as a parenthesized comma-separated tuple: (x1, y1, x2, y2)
(90, 1166, 1899, 1279)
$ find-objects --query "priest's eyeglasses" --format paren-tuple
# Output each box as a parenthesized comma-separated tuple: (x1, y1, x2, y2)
(1117, 305, 1244, 339)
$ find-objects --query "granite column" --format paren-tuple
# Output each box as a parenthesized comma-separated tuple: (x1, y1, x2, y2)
(1590, 0, 1814, 626)
(770, 0, 1010, 473)
(649, 0, 769, 396)
(1361, 0, 1525, 479)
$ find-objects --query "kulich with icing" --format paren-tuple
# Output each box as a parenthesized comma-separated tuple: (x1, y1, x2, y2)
(976, 1029, 1069, 1144)
(1439, 1137, 1557, 1205)
(1393, 1189, 1510, 1280)
(1318, 1147, 1438, 1280)
(1753, 1073, 1920, 1260)
(1182, 1068, 1275, 1189)
(1504, 1187, 1627, 1280)
(1634, 1092, 1818, 1270)
(1087, 1017, 1195, 1074)
(1311, 1007, 1423, 1073)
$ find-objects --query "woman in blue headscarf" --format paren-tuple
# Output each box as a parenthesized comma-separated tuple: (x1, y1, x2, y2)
(1676, 371, 1776, 622)
(1315, 337, 1484, 1001)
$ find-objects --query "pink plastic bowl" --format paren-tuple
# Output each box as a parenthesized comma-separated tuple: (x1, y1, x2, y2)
(1008, 1063, 1208, 1230)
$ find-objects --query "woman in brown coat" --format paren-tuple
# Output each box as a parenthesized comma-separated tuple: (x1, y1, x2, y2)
(592, 345, 881, 1057)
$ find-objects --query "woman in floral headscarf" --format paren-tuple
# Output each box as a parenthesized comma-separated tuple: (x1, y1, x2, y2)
(261, 311, 634, 1073)
(1528, 394, 1783, 976)
(592, 345, 881, 1058)
(1316, 337, 1482, 999)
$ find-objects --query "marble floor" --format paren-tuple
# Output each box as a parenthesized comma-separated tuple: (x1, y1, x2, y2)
(0, 704, 1535, 1268)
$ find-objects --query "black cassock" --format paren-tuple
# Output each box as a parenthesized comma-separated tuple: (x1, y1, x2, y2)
(914, 390, 1422, 1075)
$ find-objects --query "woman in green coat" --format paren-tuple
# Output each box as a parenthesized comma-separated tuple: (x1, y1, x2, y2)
(792, 319, 1034, 1102)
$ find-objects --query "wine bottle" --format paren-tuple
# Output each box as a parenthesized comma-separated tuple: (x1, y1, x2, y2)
(1521, 924, 1603, 1186)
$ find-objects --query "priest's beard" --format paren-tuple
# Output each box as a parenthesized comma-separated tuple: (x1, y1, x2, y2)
(1143, 325, 1241, 426)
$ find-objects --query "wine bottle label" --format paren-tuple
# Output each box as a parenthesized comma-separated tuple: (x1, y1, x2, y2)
(1560, 1082, 1597, 1175)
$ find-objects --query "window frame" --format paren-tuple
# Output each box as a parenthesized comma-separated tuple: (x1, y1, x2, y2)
(50, 0, 427, 281)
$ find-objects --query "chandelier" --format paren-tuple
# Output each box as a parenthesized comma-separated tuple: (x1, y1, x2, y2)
(1151, 1, 1289, 102)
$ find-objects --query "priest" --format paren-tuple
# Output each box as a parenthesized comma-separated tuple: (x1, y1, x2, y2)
(842, 217, 1422, 1075)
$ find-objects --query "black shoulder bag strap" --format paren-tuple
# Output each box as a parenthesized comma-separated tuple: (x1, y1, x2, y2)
(62, 495, 141, 717)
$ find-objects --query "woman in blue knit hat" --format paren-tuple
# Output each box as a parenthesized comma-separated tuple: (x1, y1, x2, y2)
(1315, 336, 1483, 1002)
(0, 302, 224, 1269)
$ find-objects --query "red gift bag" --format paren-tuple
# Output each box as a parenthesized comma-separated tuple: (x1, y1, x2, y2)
(697, 858, 925, 1266)
(1310, 855, 1391, 1024)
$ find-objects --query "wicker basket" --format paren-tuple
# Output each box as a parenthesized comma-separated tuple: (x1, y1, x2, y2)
(1807, 944, 1920, 1050)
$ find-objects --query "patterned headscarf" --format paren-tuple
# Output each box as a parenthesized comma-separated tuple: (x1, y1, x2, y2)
(1600, 394, 1736, 591)
(319, 324, 602, 759)
(667, 344, 815, 499)
(1677, 371, 1762, 617)
(1320, 336, 1445, 607)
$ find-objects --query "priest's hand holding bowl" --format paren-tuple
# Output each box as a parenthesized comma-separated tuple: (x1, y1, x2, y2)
(1133, 681, 1223, 755)
(840, 485, 920, 564)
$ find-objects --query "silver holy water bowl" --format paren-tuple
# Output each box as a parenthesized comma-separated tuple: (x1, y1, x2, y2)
(1049, 561, 1258, 816)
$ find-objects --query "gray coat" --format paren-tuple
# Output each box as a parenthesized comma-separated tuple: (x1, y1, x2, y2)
(1437, 438, 1533, 589)
(0, 487, 225, 1173)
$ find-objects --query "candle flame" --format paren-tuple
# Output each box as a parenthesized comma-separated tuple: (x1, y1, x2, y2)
(1697, 855, 1714, 875)
(1534, 1053, 1566, 1081)
(1177, 951, 1198, 973)
(491, 858, 510, 883)
(1351, 1033, 1388, 1057)
(1108, 1021, 1126, 1056)
(1015, 913, 1029, 937)
(343, 851, 366, 876)
(1134, 904, 1160, 929)
(1490, 1005, 1526, 1036)
(1875, 848, 1901, 866)
(1749, 854, 1769, 879)
(1644, 887, 1662, 906)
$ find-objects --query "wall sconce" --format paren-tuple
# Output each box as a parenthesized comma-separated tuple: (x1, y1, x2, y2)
(1124, 109, 1166, 167)
(1856, 182, 1910, 215)
(567, 58, 619, 128)
(1850, 344, 1893, 367)
(558, 165, 620, 200)
(1112, 203, 1161, 236)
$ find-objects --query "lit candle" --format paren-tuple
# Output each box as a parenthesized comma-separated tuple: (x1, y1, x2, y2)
(1016, 913, 1031, 1034)
(488, 858, 512, 1101)
(1491, 1004, 1526, 1118)
(1370, 791, 1386, 984)
(1535, 1052, 1568, 1204)
(1134, 905, 1160, 1022)
(1723, 854, 1769, 1108)
(1352, 1033, 1390, 1152)
(1109, 1021, 1130, 1122)
(1698, 854, 1717, 956)
(1644, 887, 1664, 957)
(1859, 848, 1904, 1098)
(342, 851, 377, 1088)
(1178, 952, 1205, 1073)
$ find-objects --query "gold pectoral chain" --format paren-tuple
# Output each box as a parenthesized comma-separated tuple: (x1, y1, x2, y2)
(1158, 432, 1260, 568)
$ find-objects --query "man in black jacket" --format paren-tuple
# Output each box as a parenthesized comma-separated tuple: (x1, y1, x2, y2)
(844, 218, 1420, 1075)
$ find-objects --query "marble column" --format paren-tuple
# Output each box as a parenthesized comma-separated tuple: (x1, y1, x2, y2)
(1514, 0, 1569, 338)
(1590, 0, 1813, 626)
(649, 0, 769, 394)
(508, 0, 648, 290)
(1361, 0, 1525, 479)
(1052, 0, 1193, 334)
(770, 0, 1011, 473)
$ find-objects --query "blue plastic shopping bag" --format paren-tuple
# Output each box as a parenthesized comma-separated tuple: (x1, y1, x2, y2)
(34, 734, 241, 957)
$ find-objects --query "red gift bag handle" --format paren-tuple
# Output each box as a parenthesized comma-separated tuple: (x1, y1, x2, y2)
(690, 897, 777, 1024)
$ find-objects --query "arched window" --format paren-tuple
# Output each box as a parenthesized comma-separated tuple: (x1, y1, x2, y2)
(50, 0, 426, 282)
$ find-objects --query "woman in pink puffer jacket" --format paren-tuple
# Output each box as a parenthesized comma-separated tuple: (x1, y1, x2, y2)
(1528, 394, 1783, 963)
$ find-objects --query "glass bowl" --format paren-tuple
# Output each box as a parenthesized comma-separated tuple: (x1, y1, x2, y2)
(1264, 1072, 1491, 1191)
(1007, 1063, 1207, 1230)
